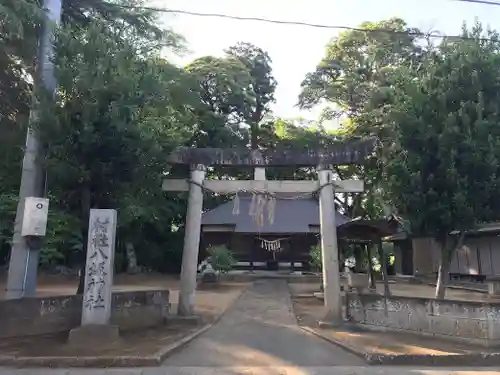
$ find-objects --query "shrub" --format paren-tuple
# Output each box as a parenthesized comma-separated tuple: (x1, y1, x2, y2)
(310, 244, 322, 271)
(208, 245, 236, 273)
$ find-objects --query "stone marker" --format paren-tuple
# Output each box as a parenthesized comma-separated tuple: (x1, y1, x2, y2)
(68, 209, 118, 345)
(198, 261, 219, 284)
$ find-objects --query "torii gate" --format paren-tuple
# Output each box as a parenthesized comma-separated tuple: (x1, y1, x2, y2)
(162, 139, 376, 324)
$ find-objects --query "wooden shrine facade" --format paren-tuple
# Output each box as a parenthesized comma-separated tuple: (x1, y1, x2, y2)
(201, 230, 318, 271)
(198, 196, 351, 271)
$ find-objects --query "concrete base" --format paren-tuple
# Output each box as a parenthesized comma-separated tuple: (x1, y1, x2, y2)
(489, 282, 500, 296)
(68, 324, 119, 346)
(169, 314, 203, 326)
(318, 320, 343, 329)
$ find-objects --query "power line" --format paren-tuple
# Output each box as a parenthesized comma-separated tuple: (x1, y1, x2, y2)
(104, 2, 497, 41)
(453, 0, 500, 5)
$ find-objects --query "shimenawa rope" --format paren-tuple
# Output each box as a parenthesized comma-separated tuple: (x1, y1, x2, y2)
(186, 179, 340, 227)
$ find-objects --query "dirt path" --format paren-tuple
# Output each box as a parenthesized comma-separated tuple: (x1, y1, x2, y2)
(162, 279, 364, 367)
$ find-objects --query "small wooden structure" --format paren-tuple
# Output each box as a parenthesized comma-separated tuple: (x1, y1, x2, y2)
(337, 215, 405, 292)
(385, 222, 500, 280)
(338, 215, 404, 247)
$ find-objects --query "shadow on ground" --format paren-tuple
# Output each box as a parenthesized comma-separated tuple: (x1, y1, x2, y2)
(162, 279, 364, 367)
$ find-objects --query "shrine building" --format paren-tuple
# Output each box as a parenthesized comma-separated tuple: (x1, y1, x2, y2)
(199, 196, 350, 271)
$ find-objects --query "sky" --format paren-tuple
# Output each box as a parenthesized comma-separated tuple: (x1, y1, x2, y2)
(149, 0, 500, 122)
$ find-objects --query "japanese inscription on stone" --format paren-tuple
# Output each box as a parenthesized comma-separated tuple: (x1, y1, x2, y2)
(81, 209, 117, 326)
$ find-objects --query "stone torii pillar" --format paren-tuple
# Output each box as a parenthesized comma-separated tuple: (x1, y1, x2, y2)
(178, 164, 206, 316)
(317, 165, 342, 324)
(253, 159, 266, 272)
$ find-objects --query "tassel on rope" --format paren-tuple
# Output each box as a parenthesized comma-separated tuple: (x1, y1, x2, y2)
(232, 192, 240, 215)
(249, 192, 257, 216)
(267, 195, 276, 225)
(249, 191, 276, 227)
(257, 195, 265, 227)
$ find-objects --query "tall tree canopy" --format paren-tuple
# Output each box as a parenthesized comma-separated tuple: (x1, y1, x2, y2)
(0, 0, 301, 275)
(383, 23, 500, 297)
(0, 0, 193, 272)
(226, 42, 277, 148)
(8, 2, 500, 296)
(299, 18, 423, 218)
(186, 42, 277, 150)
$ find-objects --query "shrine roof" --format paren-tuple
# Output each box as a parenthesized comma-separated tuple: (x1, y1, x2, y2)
(201, 197, 350, 233)
(337, 215, 405, 240)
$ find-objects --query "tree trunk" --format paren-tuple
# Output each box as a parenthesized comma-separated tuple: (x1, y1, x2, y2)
(76, 184, 91, 295)
(250, 102, 263, 150)
(366, 244, 376, 290)
(377, 240, 391, 297)
(435, 232, 465, 300)
(126, 242, 140, 274)
(435, 247, 449, 300)
(251, 125, 258, 150)
(354, 246, 362, 273)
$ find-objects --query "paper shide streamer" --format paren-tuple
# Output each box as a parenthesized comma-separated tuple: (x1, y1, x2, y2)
(258, 237, 289, 260)
(260, 238, 282, 252)
(232, 191, 276, 227)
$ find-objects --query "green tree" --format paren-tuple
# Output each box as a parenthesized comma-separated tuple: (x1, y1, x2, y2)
(226, 42, 277, 148)
(186, 55, 254, 149)
(299, 18, 422, 117)
(384, 23, 500, 298)
(299, 18, 423, 218)
(0, 0, 41, 196)
(186, 42, 277, 151)
(38, 18, 197, 289)
(1, 0, 189, 273)
(184, 44, 277, 185)
(0, 0, 178, 175)
(259, 118, 345, 185)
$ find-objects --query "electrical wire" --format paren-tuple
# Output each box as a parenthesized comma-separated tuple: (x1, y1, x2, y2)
(103, 2, 498, 41)
(452, 0, 500, 5)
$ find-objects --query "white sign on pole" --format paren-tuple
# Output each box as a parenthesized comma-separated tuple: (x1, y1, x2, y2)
(21, 197, 50, 237)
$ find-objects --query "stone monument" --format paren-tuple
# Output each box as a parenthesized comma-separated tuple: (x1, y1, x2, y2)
(68, 209, 118, 344)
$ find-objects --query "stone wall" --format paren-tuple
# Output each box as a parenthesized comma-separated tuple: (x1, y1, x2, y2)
(346, 293, 500, 347)
(0, 290, 169, 339)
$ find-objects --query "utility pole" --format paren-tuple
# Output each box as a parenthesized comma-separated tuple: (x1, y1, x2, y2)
(6, 0, 62, 299)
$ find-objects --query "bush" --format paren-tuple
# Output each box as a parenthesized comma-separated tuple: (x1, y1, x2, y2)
(208, 245, 236, 273)
(310, 244, 322, 271)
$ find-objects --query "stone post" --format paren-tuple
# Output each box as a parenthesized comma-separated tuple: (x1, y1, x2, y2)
(317, 166, 342, 325)
(178, 164, 206, 316)
(252, 167, 265, 272)
(254, 167, 266, 181)
(68, 209, 118, 344)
